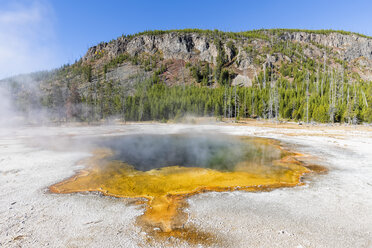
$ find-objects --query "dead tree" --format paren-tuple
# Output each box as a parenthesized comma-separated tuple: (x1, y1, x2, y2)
(224, 86, 227, 119)
(306, 71, 309, 124)
(234, 86, 237, 121)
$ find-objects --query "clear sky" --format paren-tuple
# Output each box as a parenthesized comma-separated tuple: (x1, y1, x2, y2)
(1, 0, 372, 79)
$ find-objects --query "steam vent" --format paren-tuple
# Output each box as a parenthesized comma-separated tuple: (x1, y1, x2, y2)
(50, 133, 313, 244)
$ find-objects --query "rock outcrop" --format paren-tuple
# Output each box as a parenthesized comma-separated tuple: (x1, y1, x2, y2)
(81, 30, 372, 82)
(84, 30, 372, 62)
(83, 33, 219, 64)
(277, 31, 372, 61)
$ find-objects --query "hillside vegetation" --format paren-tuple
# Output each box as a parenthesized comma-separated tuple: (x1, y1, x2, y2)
(2, 29, 372, 124)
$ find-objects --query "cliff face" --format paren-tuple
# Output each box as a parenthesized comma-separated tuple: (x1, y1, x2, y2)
(279, 32, 372, 60)
(83, 33, 219, 64)
(81, 30, 372, 84)
(84, 31, 372, 63)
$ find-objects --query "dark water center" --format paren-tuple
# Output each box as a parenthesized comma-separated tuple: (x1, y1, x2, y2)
(97, 134, 283, 172)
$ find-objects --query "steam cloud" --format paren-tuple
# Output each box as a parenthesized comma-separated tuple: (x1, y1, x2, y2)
(0, 85, 23, 127)
(0, 0, 59, 79)
(95, 134, 281, 171)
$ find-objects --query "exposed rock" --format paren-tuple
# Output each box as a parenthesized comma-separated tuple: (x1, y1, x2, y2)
(84, 31, 372, 65)
(80, 30, 372, 83)
(232, 74, 252, 87)
(83, 33, 219, 64)
(278, 31, 372, 61)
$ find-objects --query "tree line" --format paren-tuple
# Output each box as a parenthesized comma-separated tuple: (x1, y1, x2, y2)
(23, 64, 370, 124)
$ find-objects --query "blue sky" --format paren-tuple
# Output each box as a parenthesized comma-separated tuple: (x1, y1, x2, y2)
(1, 0, 372, 78)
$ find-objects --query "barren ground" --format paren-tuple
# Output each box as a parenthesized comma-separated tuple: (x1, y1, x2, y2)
(0, 122, 371, 247)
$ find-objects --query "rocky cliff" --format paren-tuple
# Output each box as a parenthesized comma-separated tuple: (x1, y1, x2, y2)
(84, 31, 372, 62)
(81, 30, 372, 85)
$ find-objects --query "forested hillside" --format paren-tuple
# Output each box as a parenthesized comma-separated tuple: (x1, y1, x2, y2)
(2, 29, 372, 124)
